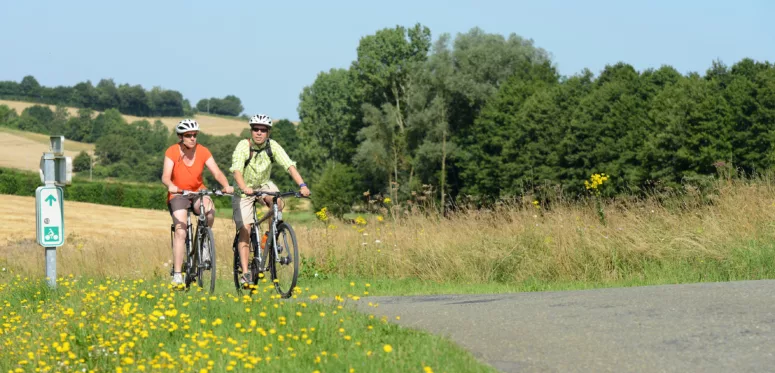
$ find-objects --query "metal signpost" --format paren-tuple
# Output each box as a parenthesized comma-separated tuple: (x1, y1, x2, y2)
(36, 136, 72, 288)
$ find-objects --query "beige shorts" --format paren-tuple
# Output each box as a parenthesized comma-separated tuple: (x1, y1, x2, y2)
(232, 182, 279, 229)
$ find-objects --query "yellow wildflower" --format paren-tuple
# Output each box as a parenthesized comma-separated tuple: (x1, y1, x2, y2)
(584, 173, 609, 190)
(315, 207, 329, 223)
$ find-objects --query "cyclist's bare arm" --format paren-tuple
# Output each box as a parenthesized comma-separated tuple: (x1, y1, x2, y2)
(287, 166, 304, 186)
(287, 166, 310, 197)
(232, 170, 254, 196)
(204, 156, 234, 193)
(161, 156, 178, 193)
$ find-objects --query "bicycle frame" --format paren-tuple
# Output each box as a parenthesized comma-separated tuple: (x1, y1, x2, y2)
(253, 191, 301, 265)
(234, 191, 302, 273)
(187, 191, 209, 266)
(171, 189, 229, 278)
(233, 189, 306, 297)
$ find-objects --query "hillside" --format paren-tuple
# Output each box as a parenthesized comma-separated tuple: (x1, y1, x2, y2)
(0, 127, 93, 171)
(0, 99, 250, 136)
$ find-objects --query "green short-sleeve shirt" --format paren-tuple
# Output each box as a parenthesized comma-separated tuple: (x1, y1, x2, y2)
(230, 138, 296, 191)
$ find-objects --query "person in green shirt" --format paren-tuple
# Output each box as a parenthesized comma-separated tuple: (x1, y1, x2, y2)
(230, 113, 310, 287)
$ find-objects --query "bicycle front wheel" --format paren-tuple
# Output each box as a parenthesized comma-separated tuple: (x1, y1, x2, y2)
(184, 224, 196, 290)
(269, 222, 299, 298)
(196, 227, 216, 293)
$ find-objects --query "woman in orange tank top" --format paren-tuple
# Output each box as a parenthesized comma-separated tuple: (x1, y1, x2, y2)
(161, 119, 234, 287)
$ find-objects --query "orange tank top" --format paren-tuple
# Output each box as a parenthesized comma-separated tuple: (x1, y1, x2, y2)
(165, 143, 212, 201)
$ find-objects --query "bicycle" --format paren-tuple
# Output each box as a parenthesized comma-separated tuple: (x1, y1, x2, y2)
(170, 189, 231, 293)
(232, 190, 307, 298)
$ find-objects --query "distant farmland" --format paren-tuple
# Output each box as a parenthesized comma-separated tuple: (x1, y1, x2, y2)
(0, 99, 252, 136)
(0, 128, 92, 171)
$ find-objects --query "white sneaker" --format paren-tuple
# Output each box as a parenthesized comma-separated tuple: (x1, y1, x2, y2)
(172, 273, 184, 286)
(240, 271, 252, 288)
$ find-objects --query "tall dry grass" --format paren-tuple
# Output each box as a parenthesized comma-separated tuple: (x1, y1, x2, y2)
(3, 177, 775, 285)
(300, 177, 775, 284)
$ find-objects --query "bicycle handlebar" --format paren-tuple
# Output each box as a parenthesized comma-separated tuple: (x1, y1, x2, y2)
(250, 190, 310, 199)
(175, 189, 233, 197)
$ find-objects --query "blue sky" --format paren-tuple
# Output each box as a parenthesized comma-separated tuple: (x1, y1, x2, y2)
(1, 0, 772, 121)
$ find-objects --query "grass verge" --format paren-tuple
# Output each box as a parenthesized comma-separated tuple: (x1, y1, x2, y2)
(0, 273, 496, 373)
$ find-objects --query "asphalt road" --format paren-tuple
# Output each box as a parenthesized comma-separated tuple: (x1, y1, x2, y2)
(353, 280, 775, 373)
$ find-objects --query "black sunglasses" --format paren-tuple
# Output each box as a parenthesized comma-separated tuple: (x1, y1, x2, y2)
(251, 127, 269, 133)
(182, 133, 197, 138)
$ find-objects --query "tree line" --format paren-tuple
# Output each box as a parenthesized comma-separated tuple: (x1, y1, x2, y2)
(293, 24, 775, 212)
(0, 103, 300, 191)
(195, 95, 245, 117)
(2, 24, 773, 217)
(0, 75, 245, 117)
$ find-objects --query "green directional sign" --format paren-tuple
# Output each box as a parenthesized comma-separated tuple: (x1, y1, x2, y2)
(43, 227, 60, 243)
(36, 186, 64, 247)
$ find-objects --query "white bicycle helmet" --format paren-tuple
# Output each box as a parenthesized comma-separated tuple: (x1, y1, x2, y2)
(249, 114, 272, 127)
(176, 119, 200, 134)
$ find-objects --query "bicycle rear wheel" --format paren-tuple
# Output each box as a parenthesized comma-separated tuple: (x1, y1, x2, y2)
(196, 227, 216, 293)
(269, 222, 299, 298)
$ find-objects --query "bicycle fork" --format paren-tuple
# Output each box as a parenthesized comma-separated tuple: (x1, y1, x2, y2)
(268, 204, 291, 265)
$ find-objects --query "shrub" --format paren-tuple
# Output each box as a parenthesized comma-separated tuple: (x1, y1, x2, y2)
(311, 162, 361, 219)
(73, 151, 92, 172)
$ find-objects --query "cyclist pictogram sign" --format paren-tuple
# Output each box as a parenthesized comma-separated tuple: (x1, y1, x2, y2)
(36, 186, 64, 247)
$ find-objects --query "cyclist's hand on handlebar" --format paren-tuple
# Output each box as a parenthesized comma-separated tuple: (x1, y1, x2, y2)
(222, 186, 234, 194)
(241, 186, 254, 196)
(168, 184, 179, 194)
(300, 185, 311, 197)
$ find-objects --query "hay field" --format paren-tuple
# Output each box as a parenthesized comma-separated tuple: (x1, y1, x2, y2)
(4, 177, 775, 289)
(0, 193, 318, 280)
(0, 99, 248, 136)
(0, 129, 93, 171)
(0, 194, 259, 279)
(0, 100, 82, 118)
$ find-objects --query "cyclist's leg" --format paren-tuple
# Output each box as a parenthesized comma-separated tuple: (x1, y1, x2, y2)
(233, 193, 256, 274)
(194, 195, 216, 227)
(169, 196, 192, 277)
(258, 181, 283, 220)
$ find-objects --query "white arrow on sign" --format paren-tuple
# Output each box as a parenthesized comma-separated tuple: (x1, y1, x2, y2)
(36, 186, 64, 247)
